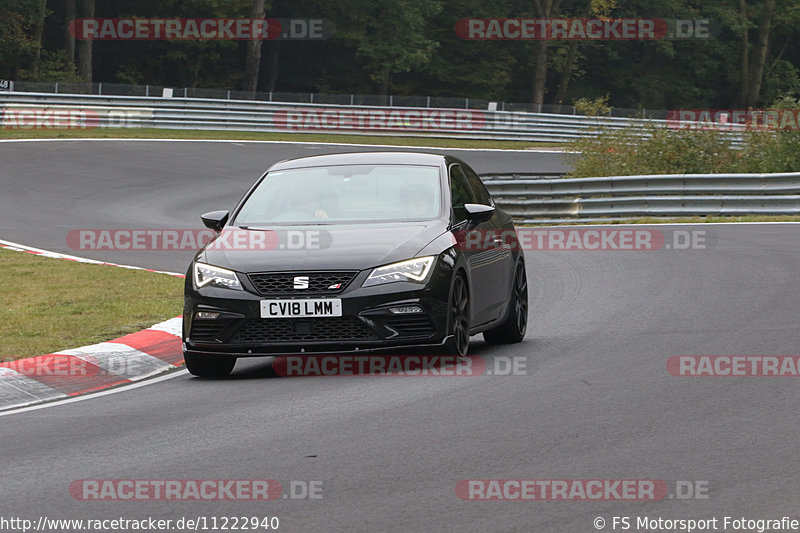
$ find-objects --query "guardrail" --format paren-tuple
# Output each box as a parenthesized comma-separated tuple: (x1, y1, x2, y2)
(482, 172, 800, 223)
(1, 79, 666, 117)
(0, 91, 673, 143)
(2, 91, 783, 223)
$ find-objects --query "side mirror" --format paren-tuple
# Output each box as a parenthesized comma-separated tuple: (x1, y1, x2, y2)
(464, 203, 495, 222)
(200, 210, 229, 231)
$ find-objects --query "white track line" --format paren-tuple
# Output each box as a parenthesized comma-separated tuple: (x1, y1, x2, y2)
(0, 369, 188, 418)
(0, 238, 184, 276)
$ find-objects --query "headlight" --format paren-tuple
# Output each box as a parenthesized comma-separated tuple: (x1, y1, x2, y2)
(362, 256, 435, 287)
(194, 262, 242, 290)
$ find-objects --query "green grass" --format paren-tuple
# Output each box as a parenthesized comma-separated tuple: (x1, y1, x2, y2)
(0, 127, 559, 150)
(522, 215, 800, 226)
(0, 247, 184, 361)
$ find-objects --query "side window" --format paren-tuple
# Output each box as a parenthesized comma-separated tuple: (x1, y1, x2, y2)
(449, 165, 476, 222)
(464, 165, 493, 206)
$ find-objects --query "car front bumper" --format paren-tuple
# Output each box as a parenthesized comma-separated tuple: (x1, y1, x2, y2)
(182, 261, 453, 357)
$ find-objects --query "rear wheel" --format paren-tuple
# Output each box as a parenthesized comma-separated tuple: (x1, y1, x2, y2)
(484, 260, 527, 344)
(184, 352, 236, 377)
(441, 274, 470, 356)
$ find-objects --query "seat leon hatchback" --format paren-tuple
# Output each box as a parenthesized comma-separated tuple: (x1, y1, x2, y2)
(183, 151, 528, 377)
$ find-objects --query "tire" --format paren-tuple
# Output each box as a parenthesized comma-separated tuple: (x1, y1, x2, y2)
(184, 352, 236, 377)
(483, 260, 528, 345)
(440, 273, 470, 356)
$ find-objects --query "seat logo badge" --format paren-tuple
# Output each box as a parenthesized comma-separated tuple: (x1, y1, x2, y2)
(293, 276, 310, 289)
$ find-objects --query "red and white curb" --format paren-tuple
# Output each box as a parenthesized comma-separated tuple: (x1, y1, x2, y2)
(0, 318, 183, 412)
(0, 238, 185, 412)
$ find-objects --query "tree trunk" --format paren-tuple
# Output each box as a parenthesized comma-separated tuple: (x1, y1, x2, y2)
(531, 0, 561, 107)
(77, 0, 94, 85)
(378, 66, 391, 97)
(737, 0, 749, 105)
(264, 39, 280, 92)
(242, 0, 266, 93)
(192, 54, 202, 89)
(553, 40, 578, 106)
(531, 41, 549, 108)
(746, 0, 775, 106)
(31, 0, 47, 78)
(553, 0, 595, 109)
(65, 0, 76, 66)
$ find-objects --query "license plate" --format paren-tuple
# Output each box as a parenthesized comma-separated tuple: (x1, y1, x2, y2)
(260, 299, 342, 318)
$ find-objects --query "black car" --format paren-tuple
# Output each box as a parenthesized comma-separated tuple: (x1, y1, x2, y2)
(182, 151, 528, 377)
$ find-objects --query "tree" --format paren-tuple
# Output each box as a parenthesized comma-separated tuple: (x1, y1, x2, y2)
(65, 0, 75, 66)
(263, 39, 280, 92)
(553, 0, 614, 105)
(744, 0, 776, 106)
(339, 0, 443, 96)
(76, 0, 93, 84)
(29, 0, 47, 78)
(402, 0, 517, 100)
(242, 0, 266, 93)
(0, 0, 41, 79)
(4, 0, 800, 111)
(531, 0, 562, 108)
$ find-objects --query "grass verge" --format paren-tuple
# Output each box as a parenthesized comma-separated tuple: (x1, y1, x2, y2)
(0, 247, 184, 361)
(0, 127, 559, 150)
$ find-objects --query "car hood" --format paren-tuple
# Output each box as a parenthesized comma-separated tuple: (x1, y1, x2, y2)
(198, 220, 450, 273)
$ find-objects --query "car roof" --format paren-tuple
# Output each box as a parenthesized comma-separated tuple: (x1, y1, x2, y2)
(267, 151, 448, 172)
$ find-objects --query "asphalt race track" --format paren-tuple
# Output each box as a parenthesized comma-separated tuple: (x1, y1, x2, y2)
(2, 140, 799, 532)
(0, 140, 569, 273)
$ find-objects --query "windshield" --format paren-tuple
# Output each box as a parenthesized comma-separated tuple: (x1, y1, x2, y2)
(234, 164, 442, 225)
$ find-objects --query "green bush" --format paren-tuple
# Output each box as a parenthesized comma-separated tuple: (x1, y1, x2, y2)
(734, 129, 800, 173)
(566, 121, 800, 177)
(573, 94, 612, 116)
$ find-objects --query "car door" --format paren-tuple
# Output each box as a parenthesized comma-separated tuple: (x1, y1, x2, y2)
(449, 163, 509, 326)
(463, 162, 514, 300)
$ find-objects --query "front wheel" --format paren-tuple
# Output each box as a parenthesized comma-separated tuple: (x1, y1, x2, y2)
(440, 274, 470, 356)
(483, 260, 528, 344)
(184, 352, 236, 377)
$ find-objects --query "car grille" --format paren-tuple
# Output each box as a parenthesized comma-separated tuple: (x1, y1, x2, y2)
(190, 321, 229, 342)
(382, 315, 436, 337)
(248, 271, 358, 295)
(230, 317, 378, 344)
